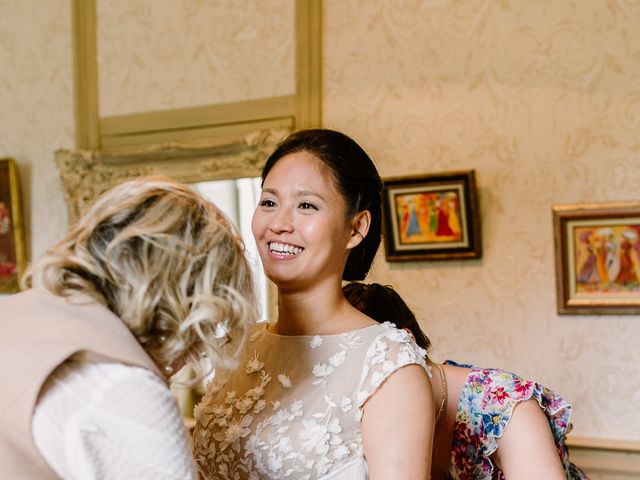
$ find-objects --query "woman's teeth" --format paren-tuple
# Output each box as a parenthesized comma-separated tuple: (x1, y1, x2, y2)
(270, 242, 303, 255)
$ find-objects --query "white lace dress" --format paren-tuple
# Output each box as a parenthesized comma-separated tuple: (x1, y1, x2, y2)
(193, 322, 428, 480)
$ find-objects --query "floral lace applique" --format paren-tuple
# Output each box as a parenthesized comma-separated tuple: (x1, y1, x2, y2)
(356, 322, 428, 410)
(194, 351, 272, 479)
(193, 323, 427, 480)
(311, 331, 365, 388)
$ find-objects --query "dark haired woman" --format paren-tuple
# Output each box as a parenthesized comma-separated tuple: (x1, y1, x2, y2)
(193, 129, 434, 479)
(342, 282, 589, 480)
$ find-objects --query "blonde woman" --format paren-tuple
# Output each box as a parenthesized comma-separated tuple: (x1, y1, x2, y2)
(0, 176, 257, 480)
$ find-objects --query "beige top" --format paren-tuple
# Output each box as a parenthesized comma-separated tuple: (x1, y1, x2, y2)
(193, 322, 428, 480)
(0, 288, 162, 479)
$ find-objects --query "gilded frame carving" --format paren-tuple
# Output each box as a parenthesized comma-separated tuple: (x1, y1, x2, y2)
(56, 129, 288, 222)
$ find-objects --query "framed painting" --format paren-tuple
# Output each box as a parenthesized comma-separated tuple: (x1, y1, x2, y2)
(553, 201, 640, 314)
(0, 158, 26, 294)
(382, 170, 481, 261)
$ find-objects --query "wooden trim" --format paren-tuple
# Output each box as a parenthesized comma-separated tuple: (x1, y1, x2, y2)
(99, 118, 294, 153)
(71, 0, 99, 149)
(567, 436, 640, 479)
(71, 1, 321, 153)
(100, 96, 296, 137)
(295, 0, 323, 128)
(568, 436, 640, 454)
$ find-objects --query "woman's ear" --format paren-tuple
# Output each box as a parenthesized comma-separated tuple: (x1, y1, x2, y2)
(347, 210, 371, 249)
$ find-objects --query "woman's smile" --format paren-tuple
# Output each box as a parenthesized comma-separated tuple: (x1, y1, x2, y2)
(268, 241, 304, 257)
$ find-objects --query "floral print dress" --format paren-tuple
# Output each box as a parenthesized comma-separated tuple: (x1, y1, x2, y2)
(446, 360, 588, 479)
(193, 322, 428, 480)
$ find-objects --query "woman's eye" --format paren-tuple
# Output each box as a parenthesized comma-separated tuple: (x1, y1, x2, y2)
(259, 199, 276, 208)
(299, 202, 317, 210)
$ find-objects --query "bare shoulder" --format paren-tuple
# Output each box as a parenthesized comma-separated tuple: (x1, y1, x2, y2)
(361, 364, 434, 479)
(494, 399, 566, 478)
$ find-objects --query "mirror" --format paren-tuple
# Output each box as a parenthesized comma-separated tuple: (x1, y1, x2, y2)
(192, 176, 269, 324)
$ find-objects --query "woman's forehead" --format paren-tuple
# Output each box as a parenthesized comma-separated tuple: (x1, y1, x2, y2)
(266, 152, 336, 188)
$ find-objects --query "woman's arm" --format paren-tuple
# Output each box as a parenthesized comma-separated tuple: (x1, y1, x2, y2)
(361, 364, 434, 479)
(33, 361, 197, 480)
(494, 399, 566, 479)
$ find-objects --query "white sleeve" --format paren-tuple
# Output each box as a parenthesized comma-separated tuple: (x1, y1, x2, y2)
(33, 361, 197, 480)
(355, 323, 429, 409)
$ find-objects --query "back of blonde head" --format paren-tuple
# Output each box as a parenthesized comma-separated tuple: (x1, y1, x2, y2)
(23, 176, 256, 378)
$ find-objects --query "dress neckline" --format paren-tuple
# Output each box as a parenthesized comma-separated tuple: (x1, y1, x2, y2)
(261, 321, 381, 339)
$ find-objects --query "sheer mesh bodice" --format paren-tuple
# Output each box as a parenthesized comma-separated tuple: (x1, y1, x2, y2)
(193, 322, 427, 480)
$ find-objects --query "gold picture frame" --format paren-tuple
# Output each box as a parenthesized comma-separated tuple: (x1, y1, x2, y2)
(553, 201, 640, 314)
(382, 170, 482, 262)
(0, 158, 26, 293)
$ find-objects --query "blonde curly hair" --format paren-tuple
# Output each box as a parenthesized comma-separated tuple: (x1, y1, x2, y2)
(22, 176, 257, 381)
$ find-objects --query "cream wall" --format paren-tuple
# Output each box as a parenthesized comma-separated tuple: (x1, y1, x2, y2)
(2, 0, 638, 443)
(323, 0, 640, 440)
(0, 0, 73, 259)
(96, 0, 294, 116)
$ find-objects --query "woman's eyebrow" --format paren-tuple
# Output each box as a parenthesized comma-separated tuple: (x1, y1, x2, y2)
(295, 189, 325, 201)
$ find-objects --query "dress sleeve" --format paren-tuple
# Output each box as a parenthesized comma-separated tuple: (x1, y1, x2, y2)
(355, 323, 429, 409)
(451, 367, 586, 478)
(33, 361, 197, 480)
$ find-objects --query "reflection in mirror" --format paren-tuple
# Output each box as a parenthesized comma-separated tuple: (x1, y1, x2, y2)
(192, 177, 268, 322)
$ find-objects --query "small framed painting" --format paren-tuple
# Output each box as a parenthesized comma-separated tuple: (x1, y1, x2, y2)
(553, 201, 640, 314)
(0, 158, 26, 294)
(382, 170, 481, 262)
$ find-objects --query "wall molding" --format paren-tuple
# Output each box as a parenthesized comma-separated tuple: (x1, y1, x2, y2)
(71, 0, 321, 152)
(567, 436, 640, 479)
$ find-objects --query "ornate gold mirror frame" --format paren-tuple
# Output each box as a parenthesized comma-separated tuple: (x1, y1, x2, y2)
(55, 129, 288, 221)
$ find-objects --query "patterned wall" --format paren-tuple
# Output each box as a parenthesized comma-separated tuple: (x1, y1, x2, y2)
(323, 0, 640, 440)
(0, 0, 74, 260)
(96, 0, 295, 116)
(3, 0, 639, 441)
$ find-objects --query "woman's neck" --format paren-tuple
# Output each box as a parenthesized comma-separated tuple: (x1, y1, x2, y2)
(272, 281, 374, 336)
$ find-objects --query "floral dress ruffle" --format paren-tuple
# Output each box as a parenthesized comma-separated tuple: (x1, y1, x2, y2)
(446, 360, 588, 480)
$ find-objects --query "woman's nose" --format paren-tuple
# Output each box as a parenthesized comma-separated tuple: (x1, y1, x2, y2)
(268, 209, 294, 233)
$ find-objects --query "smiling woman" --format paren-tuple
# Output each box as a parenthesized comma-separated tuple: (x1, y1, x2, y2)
(193, 128, 435, 480)
(251, 151, 361, 294)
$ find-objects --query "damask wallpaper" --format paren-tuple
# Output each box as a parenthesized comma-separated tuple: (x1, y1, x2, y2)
(96, 0, 295, 117)
(323, 0, 640, 440)
(2, 0, 638, 443)
(0, 0, 74, 261)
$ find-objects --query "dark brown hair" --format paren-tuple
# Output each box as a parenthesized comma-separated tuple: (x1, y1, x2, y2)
(261, 128, 383, 281)
(343, 282, 431, 352)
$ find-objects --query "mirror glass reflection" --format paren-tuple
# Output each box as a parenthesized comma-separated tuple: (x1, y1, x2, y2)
(192, 177, 269, 321)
